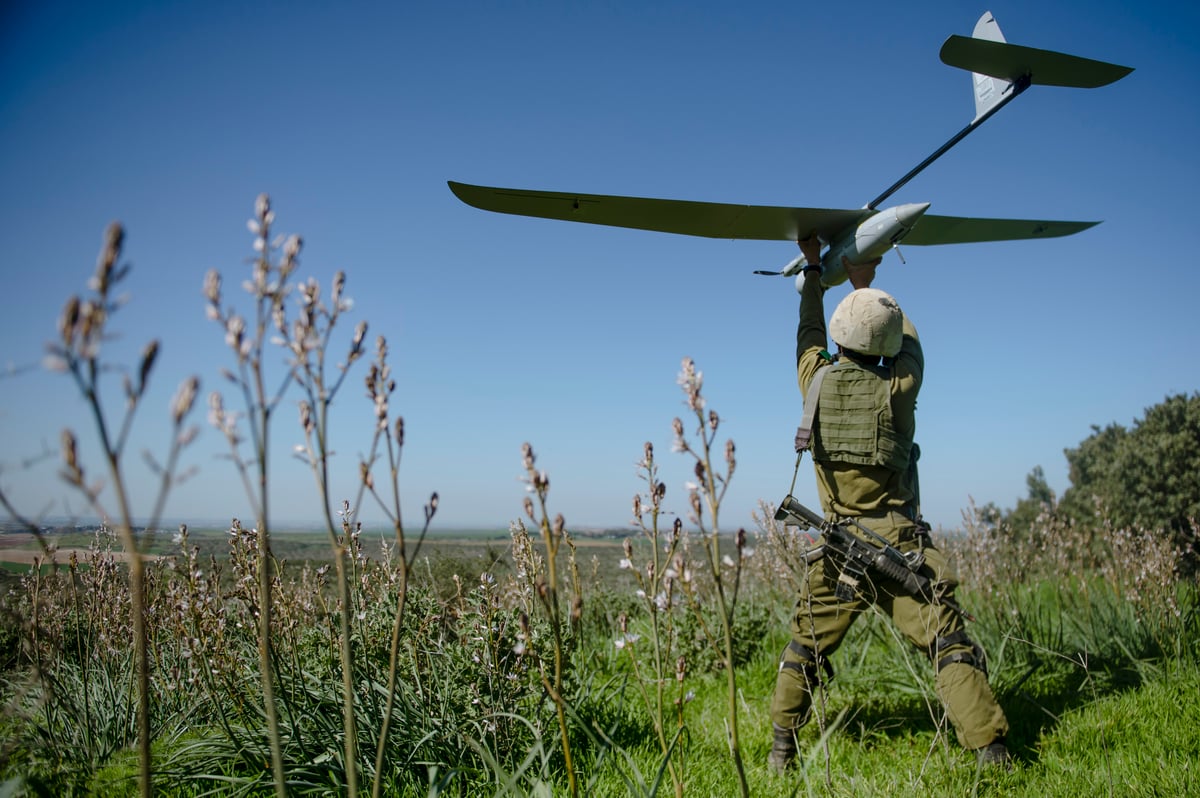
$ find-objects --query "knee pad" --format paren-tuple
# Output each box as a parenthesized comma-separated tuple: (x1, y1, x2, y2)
(779, 640, 835, 684)
(930, 629, 988, 676)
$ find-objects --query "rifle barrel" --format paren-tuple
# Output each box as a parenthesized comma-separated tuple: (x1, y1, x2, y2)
(776, 495, 826, 529)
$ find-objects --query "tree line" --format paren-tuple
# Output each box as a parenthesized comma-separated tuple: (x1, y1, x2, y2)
(979, 392, 1199, 568)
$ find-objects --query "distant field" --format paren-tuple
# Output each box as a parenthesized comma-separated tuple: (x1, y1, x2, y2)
(0, 524, 639, 597)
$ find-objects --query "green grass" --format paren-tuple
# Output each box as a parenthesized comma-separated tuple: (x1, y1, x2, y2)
(2, 522, 1196, 797)
(577, 641, 1199, 797)
(1028, 658, 1199, 795)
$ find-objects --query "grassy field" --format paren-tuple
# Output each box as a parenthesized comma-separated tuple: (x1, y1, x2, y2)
(1, 514, 1195, 797)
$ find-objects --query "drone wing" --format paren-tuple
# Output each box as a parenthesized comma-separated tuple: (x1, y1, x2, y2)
(904, 214, 1099, 245)
(448, 181, 866, 242)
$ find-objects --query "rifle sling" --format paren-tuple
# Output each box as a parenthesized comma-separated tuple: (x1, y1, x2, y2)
(795, 363, 831, 453)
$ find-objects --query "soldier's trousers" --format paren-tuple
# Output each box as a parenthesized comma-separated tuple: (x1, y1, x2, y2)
(769, 528, 1008, 751)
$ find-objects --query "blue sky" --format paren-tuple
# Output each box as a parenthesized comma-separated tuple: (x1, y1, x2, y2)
(2, 0, 1197, 534)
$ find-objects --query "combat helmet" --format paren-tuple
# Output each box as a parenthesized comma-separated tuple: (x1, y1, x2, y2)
(829, 288, 903, 357)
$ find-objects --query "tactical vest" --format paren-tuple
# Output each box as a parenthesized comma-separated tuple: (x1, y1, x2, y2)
(810, 361, 912, 472)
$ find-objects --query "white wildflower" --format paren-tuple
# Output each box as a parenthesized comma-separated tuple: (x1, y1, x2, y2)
(614, 633, 641, 650)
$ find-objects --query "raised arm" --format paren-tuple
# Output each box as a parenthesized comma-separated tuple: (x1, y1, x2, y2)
(795, 236, 829, 392)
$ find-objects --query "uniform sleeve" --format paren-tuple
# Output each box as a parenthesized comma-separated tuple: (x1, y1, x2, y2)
(796, 272, 829, 394)
(890, 313, 923, 432)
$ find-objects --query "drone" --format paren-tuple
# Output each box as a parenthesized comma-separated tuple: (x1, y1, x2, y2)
(448, 12, 1132, 289)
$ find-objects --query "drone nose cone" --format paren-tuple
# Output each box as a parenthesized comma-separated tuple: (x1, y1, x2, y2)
(896, 202, 932, 229)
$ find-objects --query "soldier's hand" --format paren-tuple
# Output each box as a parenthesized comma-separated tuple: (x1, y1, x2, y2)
(798, 234, 822, 267)
(844, 255, 882, 289)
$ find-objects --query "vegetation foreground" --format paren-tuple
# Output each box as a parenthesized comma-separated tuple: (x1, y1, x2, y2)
(2, 512, 1197, 797)
(1, 199, 1197, 796)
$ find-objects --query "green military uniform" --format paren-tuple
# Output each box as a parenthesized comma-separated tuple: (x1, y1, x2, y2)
(769, 271, 1008, 753)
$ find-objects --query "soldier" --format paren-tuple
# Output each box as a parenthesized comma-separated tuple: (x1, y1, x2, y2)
(768, 236, 1010, 772)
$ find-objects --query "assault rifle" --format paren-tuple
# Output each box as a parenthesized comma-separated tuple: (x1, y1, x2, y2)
(773, 495, 974, 622)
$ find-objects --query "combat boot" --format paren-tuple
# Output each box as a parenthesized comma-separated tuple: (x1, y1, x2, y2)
(975, 739, 1012, 770)
(768, 724, 797, 772)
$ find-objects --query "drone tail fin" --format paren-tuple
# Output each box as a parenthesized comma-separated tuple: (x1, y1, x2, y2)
(942, 12, 1134, 116)
(966, 11, 1012, 123)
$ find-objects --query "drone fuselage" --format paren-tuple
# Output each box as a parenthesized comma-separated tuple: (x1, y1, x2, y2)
(778, 202, 931, 287)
